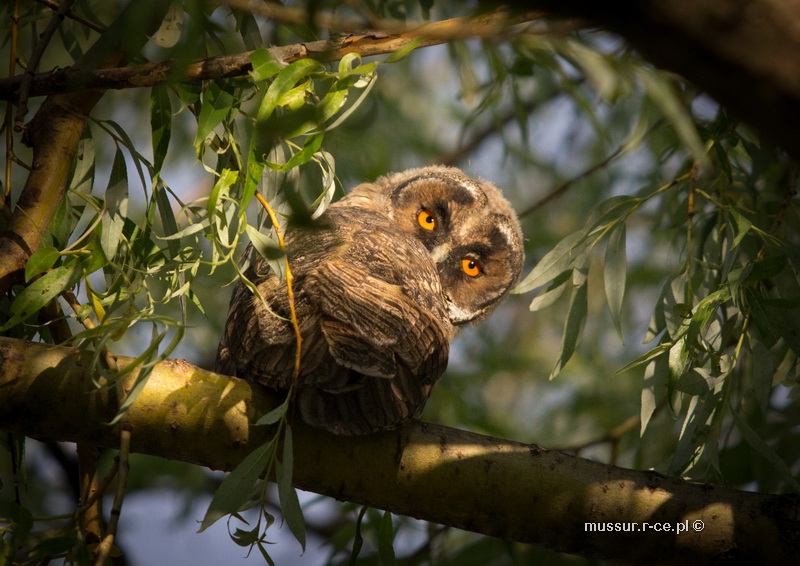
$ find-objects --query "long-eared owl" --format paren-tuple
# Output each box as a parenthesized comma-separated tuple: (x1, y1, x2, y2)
(216, 166, 524, 434)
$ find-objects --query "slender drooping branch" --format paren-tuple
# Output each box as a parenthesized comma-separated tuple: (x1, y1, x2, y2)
(1, 336, 798, 565)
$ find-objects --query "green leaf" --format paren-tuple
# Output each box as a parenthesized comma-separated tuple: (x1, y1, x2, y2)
(198, 442, 273, 532)
(266, 134, 323, 172)
(310, 151, 336, 220)
(640, 69, 706, 162)
(731, 408, 800, 491)
(617, 342, 671, 375)
(604, 223, 627, 341)
(249, 49, 284, 82)
(25, 245, 61, 282)
(383, 36, 424, 63)
(728, 208, 752, 249)
(749, 337, 774, 415)
(207, 168, 238, 223)
(745, 255, 787, 283)
(237, 10, 261, 51)
(528, 269, 571, 311)
(150, 85, 172, 173)
(257, 541, 277, 566)
(230, 525, 260, 547)
(514, 231, 586, 294)
(1, 266, 82, 331)
(584, 196, 640, 231)
(377, 511, 396, 566)
(276, 424, 306, 549)
(154, 181, 180, 258)
(256, 58, 323, 123)
(668, 393, 716, 476)
(108, 322, 186, 421)
(641, 354, 668, 435)
(550, 279, 588, 380)
(100, 149, 129, 261)
(348, 507, 369, 566)
(194, 82, 237, 147)
(71, 129, 95, 195)
(254, 398, 289, 426)
(158, 216, 211, 240)
(675, 369, 712, 395)
(245, 225, 284, 261)
(685, 288, 730, 349)
(320, 71, 378, 133)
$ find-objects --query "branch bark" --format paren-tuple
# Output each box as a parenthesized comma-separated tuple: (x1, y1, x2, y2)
(494, 0, 800, 159)
(1, 336, 798, 565)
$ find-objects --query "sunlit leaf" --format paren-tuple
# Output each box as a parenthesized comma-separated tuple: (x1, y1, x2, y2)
(256, 59, 323, 123)
(100, 149, 129, 261)
(25, 246, 61, 282)
(195, 82, 237, 147)
(1, 266, 82, 331)
(249, 49, 284, 82)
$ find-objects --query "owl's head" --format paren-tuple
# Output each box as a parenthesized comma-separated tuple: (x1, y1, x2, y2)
(346, 166, 524, 326)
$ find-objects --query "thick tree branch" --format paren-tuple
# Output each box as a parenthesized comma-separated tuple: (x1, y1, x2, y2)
(1, 336, 798, 565)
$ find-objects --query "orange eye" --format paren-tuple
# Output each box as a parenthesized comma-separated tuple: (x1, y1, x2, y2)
(462, 258, 482, 277)
(417, 209, 437, 231)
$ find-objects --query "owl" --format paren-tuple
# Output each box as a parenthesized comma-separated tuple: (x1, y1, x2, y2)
(216, 166, 524, 435)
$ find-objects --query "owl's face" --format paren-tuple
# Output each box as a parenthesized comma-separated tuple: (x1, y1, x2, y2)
(344, 166, 524, 326)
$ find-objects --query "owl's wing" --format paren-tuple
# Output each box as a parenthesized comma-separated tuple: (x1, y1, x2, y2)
(215, 250, 299, 387)
(307, 258, 450, 386)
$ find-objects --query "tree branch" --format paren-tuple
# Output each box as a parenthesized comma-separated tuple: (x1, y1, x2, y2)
(1, 336, 798, 565)
(0, 10, 543, 101)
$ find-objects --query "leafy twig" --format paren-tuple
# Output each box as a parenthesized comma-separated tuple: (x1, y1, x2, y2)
(0, 10, 544, 100)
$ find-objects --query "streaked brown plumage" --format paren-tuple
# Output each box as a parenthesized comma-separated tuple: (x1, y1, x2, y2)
(216, 166, 523, 435)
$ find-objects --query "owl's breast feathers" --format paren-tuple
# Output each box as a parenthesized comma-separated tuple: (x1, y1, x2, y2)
(215, 205, 454, 434)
